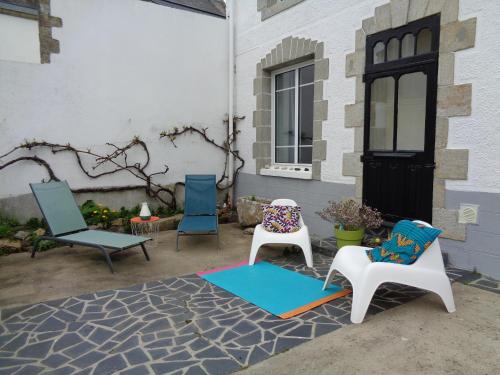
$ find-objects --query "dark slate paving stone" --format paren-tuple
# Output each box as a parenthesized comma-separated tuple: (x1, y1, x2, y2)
(79, 313, 106, 322)
(247, 346, 269, 366)
(112, 321, 144, 342)
(315, 323, 342, 336)
(226, 348, 250, 365)
(151, 361, 197, 374)
(88, 327, 115, 345)
(202, 327, 225, 341)
(232, 320, 258, 335)
(77, 325, 94, 338)
(0, 358, 32, 369)
(17, 340, 52, 359)
(73, 368, 91, 375)
(201, 358, 241, 375)
(44, 365, 75, 375)
(286, 324, 313, 339)
(274, 337, 308, 354)
(113, 336, 139, 353)
(53, 333, 82, 352)
(140, 318, 170, 334)
(120, 365, 150, 375)
(1, 332, 28, 352)
(93, 354, 127, 375)
(42, 353, 71, 368)
(234, 331, 262, 347)
(189, 337, 211, 352)
(163, 350, 191, 362)
(185, 365, 208, 375)
(145, 338, 173, 349)
(35, 317, 65, 332)
(15, 364, 44, 374)
(148, 348, 168, 360)
(93, 316, 128, 328)
(20, 304, 52, 318)
(195, 346, 227, 359)
(0, 334, 17, 349)
(219, 330, 238, 343)
(65, 302, 85, 316)
(69, 350, 106, 369)
(124, 348, 149, 366)
(0, 306, 27, 322)
(63, 341, 95, 359)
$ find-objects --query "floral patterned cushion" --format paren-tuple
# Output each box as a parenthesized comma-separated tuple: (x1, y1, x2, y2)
(261, 205, 301, 233)
(367, 220, 442, 265)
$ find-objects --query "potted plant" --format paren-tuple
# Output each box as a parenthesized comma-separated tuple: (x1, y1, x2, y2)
(317, 199, 383, 248)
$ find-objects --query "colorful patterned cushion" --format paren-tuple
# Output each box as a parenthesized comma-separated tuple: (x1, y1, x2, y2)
(367, 220, 442, 265)
(261, 205, 301, 233)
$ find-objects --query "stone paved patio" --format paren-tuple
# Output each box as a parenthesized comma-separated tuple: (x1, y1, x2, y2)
(0, 250, 481, 375)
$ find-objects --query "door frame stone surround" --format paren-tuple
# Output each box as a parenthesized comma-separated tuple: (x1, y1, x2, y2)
(342, 0, 476, 241)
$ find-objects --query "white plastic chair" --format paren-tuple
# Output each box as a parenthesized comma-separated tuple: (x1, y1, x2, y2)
(322, 220, 455, 324)
(248, 199, 313, 268)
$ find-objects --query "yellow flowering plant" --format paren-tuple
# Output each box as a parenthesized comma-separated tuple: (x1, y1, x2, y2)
(80, 200, 119, 229)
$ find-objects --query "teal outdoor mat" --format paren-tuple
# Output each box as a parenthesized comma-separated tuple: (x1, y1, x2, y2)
(197, 260, 350, 319)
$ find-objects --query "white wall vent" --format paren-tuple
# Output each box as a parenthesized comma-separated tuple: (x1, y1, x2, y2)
(458, 204, 479, 224)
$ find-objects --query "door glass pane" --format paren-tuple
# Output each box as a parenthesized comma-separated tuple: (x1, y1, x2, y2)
(401, 33, 415, 58)
(299, 64, 314, 85)
(373, 42, 385, 64)
(275, 147, 294, 163)
(275, 70, 295, 90)
(397, 72, 427, 151)
(299, 84, 313, 147)
(275, 89, 295, 147)
(299, 146, 312, 164)
(416, 28, 432, 54)
(370, 77, 395, 150)
(387, 38, 399, 61)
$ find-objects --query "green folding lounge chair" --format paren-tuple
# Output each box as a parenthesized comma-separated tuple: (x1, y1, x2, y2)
(176, 175, 219, 251)
(30, 181, 151, 273)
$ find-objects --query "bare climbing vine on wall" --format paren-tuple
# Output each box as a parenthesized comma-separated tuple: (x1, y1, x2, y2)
(159, 120, 244, 190)
(0, 116, 245, 209)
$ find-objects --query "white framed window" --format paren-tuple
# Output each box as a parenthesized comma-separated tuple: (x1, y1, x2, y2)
(271, 61, 314, 166)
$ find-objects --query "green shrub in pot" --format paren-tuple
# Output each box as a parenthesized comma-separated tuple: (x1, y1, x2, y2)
(317, 199, 383, 249)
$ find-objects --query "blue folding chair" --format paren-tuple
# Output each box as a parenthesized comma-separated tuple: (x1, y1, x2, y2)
(176, 175, 219, 251)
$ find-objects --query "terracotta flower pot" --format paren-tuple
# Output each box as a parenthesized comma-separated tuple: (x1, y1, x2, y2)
(334, 226, 365, 249)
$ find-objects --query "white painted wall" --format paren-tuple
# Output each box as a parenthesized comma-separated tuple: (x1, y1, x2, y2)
(0, 13, 40, 64)
(0, 0, 228, 199)
(233, 0, 500, 194)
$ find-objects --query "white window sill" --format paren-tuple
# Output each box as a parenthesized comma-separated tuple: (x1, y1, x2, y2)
(259, 166, 312, 180)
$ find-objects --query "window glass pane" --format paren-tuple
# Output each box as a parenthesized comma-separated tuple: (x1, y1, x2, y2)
(416, 28, 432, 54)
(275, 89, 295, 146)
(373, 42, 385, 64)
(275, 70, 295, 90)
(370, 77, 395, 150)
(299, 64, 314, 85)
(387, 38, 399, 61)
(401, 33, 415, 58)
(299, 146, 312, 164)
(275, 147, 294, 163)
(299, 84, 313, 147)
(397, 72, 427, 151)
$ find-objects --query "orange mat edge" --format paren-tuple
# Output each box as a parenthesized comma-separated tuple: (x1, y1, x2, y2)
(278, 289, 352, 319)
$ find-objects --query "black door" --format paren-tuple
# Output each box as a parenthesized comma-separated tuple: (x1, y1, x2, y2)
(362, 15, 440, 223)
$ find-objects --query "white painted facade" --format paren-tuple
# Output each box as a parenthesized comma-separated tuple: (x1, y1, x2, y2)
(233, 0, 500, 194)
(0, 13, 40, 64)
(0, 0, 228, 199)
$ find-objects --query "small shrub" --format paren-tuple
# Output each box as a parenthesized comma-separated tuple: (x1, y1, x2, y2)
(80, 200, 119, 229)
(0, 215, 20, 238)
(25, 217, 44, 230)
(317, 198, 383, 231)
